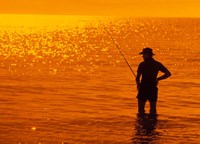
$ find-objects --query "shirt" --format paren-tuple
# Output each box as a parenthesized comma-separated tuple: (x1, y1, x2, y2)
(137, 58, 168, 88)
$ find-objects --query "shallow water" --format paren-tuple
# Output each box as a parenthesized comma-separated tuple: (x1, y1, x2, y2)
(0, 15, 200, 144)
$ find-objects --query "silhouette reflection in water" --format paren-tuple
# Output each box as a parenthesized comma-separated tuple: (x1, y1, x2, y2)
(132, 114, 159, 144)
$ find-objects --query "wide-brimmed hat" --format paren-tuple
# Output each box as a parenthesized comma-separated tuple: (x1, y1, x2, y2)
(139, 47, 155, 55)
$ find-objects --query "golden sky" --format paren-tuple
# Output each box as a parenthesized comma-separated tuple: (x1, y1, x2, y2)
(0, 0, 199, 17)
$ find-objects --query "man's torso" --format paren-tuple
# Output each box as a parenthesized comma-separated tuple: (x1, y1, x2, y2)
(138, 58, 167, 88)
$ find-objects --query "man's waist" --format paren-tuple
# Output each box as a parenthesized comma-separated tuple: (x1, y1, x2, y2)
(140, 82, 157, 87)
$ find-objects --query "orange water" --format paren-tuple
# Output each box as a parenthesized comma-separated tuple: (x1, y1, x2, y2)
(0, 15, 200, 144)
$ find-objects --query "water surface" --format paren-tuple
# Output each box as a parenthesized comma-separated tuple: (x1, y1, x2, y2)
(0, 15, 200, 144)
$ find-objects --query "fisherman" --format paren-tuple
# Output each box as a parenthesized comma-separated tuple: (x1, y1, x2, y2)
(136, 48, 171, 117)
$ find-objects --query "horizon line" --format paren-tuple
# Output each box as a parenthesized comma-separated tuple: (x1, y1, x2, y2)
(0, 13, 199, 18)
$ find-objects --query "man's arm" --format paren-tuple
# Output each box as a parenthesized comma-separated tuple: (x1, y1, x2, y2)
(156, 69, 171, 83)
(136, 72, 141, 91)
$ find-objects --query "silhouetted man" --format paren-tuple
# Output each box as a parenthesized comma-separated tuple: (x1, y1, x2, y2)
(136, 48, 171, 117)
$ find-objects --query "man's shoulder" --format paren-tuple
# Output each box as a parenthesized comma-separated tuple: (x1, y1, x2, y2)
(139, 61, 145, 65)
(153, 59, 168, 71)
(137, 61, 144, 72)
(153, 59, 163, 65)
(138, 61, 145, 68)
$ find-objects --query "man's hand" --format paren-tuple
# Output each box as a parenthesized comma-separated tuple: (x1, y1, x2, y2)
(156, 70, 171, 84)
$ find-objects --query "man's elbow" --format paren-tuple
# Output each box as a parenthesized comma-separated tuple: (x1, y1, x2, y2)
(167, 71, 171, 77)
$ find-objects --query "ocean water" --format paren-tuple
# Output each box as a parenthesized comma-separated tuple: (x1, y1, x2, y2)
(0, 15, 199, 144)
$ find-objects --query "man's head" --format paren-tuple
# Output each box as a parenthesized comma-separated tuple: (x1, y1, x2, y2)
(139, 47, 155, 60)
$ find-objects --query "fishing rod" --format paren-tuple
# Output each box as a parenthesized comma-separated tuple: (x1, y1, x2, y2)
(105, 29, 136, 78)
